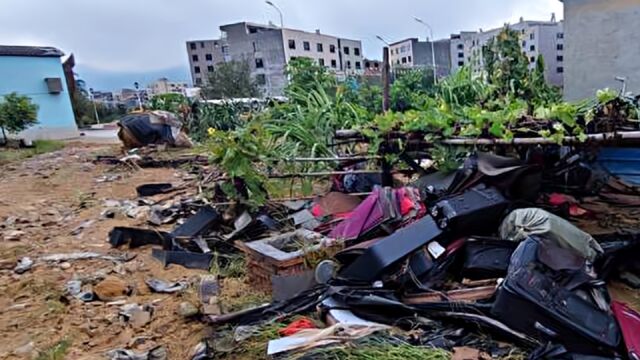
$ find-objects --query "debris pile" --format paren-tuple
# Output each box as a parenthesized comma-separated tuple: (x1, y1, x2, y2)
(98, 144, 640, 359)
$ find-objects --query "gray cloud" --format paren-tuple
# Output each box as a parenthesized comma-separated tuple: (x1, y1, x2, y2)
(0, 0, 563, 73)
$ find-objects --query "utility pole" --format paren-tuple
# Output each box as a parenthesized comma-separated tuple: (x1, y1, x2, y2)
(382, 46, 390, 112)
(134, 82, 143, 111)
(89, 88, 100, 124)
(376, 35, 392, 112)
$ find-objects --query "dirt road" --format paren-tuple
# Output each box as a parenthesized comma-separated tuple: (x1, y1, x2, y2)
(0, 143, 208, 359)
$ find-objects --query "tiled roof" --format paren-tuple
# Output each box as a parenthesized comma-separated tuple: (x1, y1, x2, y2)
(0, 45, 64, 57)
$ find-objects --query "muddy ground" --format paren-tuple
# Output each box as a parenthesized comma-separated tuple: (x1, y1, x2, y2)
(0, 143, 248, 359)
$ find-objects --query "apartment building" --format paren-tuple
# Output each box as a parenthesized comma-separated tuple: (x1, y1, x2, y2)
(562, 0, 640, 101)
(450, 17, 564, 87)
(388, 38, 452, 78)
(185, 39, 226, 87)
(449, 32, 476, 73)
(186, 22, 364, 96)
(149, 77, 188, 96)
(338, 38, 364, 76)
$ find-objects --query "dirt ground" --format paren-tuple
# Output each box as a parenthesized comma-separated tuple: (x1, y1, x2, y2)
(0, 143, 214, 359)
(2, 142, 640, 360)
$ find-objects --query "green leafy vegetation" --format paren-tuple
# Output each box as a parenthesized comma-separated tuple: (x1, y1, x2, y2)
(0, 92, 39, 143)
(0, 140, 65, 165)
(149, 93, 189, 115)
(35, 339, 71, 360)
(289, 335, 451, 360)
(195, 25, 638, 206)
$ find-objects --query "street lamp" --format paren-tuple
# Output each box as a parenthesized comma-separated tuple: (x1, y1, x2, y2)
(89, 88, 100, 124)
(375, 35, 390, 46)
(133, 82, 143, 111)
(265, 1, 284, 28)
(413, 17, 437, 84)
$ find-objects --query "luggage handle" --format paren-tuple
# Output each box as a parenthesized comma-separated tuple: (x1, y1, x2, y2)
(534, 321, 559, 338)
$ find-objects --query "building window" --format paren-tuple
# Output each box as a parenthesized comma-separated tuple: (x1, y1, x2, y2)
(200, 41, 205, 48)
(529, 45, 535, 52)
(330, 44, 336, 53)
(249, 27, 258, 34)
(343, 46, 350, 55)
(557, 67, 564, 73)
(255, 58, 264, 68)
(252, 42, 257, 52)
(365, 61, 370, 68)
(207, 65, 214, 72)
(530, 56, 535, 63)
(205, 54, 213, 61)
(408, 56, 412, 62)
(458, 61, 464, 66)
(189, 42, 196, 50)
(288, 40, 296, 49)
(458, 52, 464, 58)
(557, 44, 564, 51)
(347, 60, 352, 69)
(256, 74, 266, 85)
(557, 55, 563, 62)
(355, 61, 361, 69)
(529, 33, 535, 40)
(195, 78, 202, 85)
(317, 43, 323, 52)
(522, 41, 526, 47)
(194, 66, 201, 74)
(397, 59, 400, 64)
(331, 59, 337, 68)
(192, 54, 199, 62)
(222, 46, 229, 54)
(374, 62, 379, 68)
(319, 58, 325, 66)
(401, 57, 407, 64)
(557, 33, 564, 39)
(354, 48, 360, 56)
(303, 41, 310, 51)
(457, 43, 464, 50)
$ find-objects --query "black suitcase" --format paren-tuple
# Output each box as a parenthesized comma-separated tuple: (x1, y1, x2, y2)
(431, 184, 509, 237)
(338, 215, 444, 283)
(462, 237, 518, 280)
(492, 252, 620, 355)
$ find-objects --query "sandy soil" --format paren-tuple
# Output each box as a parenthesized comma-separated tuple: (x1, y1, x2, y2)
(0, 143, 210, 359)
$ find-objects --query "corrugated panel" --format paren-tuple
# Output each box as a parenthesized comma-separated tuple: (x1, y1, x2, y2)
(597, 148, 640, 186)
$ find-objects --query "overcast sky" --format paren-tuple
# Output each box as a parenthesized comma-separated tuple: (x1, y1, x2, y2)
(0, 0, 563, 78)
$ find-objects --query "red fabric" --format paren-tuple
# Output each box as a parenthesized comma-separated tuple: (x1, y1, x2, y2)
(311, 204, 323, 217)
(278, 317, 317, 336)
(612, 301, 640, 359)
(548, 193, 570, 206)
(547, 193, 589, 217)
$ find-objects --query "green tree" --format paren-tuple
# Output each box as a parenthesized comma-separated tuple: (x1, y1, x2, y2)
(285, 57, 334, 98)
(483, 27, 561, 111)
(203, 60, 260, 99)
(0, 92, 39, 143)
(390, 68, 434, 111)
(483, 27, 530, 97)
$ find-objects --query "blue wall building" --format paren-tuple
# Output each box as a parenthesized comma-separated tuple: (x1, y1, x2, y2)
(0, 46, 78, 141)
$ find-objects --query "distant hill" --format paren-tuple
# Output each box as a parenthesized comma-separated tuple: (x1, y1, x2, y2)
(74, 64, 192, 92)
